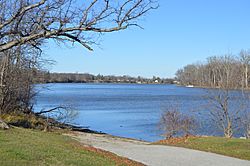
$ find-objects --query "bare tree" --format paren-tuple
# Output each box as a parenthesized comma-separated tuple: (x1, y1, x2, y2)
(239, 50, 250, 89)
(0, 0, 157, 127)
(159, 106, 197, 139)
(0, 46, 41, 114)
(0, 0, 158, 52)
(180, 115, 196, 136)
(206, 55, 245, 138)
(207, 90, 244, 138)
(176, 53, 249, 138)
(160, 108, 182, 139)
(241, 112, 250, 139)
(176, 54, 242, 89)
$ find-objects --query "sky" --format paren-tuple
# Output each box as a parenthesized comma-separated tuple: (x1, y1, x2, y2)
(44, 0, 250, 78)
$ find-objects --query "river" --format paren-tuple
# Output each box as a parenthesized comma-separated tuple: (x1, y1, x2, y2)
(34, 83, 246, 142)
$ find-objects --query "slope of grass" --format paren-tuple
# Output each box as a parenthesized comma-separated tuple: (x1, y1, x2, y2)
(0, 127, 143, 166)
(155, 136, 250, 160)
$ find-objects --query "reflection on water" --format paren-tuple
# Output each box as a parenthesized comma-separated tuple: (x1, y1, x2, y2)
(34, 83, 246, 142)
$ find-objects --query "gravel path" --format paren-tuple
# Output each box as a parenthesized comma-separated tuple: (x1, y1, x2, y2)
(68, 132, 250, 166)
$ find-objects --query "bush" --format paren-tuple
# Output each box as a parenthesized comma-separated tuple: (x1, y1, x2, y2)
(160, 108, 197, 139)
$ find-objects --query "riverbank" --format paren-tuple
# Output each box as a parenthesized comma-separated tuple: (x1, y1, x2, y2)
(1, 126, 249, 166)
(0, 127, 143, 166)
(67, 131, 250, 166)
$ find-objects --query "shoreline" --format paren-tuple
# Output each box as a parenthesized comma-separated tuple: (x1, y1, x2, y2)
(37, 82, 175, 85)
(64, 123, 150, 143)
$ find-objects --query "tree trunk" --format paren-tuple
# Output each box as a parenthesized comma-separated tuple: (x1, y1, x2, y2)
(246, 124, 250, 139)
(245, 65, 248, 89)
(224, 125, 233, 138)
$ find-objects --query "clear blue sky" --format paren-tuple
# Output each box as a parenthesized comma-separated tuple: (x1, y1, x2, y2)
(44, 0, 250, 78)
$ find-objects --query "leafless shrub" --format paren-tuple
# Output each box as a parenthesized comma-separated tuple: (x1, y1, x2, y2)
(241, 112, 250, 139)
(160, 109, 181, 138)
(159, 106, 197, 139)
(180, 115, 196, 136)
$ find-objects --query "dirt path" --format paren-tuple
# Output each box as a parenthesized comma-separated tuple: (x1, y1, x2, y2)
(67, 132, 250, 166)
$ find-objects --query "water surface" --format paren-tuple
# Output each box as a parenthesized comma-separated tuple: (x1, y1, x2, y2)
(34, 83, 244, 142)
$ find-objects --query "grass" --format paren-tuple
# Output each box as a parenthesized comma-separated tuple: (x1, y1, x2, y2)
(154, 136, 250, 160)
(0, 127, 143, 166)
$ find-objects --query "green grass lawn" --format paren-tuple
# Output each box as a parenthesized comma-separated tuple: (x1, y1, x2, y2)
(155, 136, 250, 160)
(0, 127, 142, 166)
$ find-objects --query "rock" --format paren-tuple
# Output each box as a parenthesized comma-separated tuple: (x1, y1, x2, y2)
(0, 118, 9, 130)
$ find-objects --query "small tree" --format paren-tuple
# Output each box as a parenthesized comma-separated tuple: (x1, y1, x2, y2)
(241, 112, 250, 139)
(239, 50, 250, 89)
(180, 115, 196, 136)
(206, 55, 246, 138)
(160, 106, 197, 139)
(160, 109, 182, 138)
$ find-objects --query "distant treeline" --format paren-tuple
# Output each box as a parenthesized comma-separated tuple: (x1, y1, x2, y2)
(34, 72, 174, 84)
(175, 50, 250, 89)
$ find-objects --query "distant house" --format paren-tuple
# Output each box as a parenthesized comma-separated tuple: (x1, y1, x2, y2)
(154, 80, 159, 83)
(173, 80, 180, 84)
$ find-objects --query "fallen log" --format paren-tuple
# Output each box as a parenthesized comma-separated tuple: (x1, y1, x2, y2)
(0, 118, 9, 130)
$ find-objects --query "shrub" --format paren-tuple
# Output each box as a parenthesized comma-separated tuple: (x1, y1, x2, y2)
(160, 108, 197, 139)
